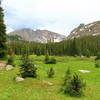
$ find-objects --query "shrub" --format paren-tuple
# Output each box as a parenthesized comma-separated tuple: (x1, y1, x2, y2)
(63, 68, 71, 86)
(44, 53, 49, 64)
(47, 67, 55, 78)
(20, 54, 37, 78)
(44, 56, 57, 64)
(48, 57, 56, 64)
(95, 53, 100, 68)
(95, 60, 100, 68)
(61, 68, 72, 93)
(85, 49, 90, 58)
(7, 56, 15, 66)
(65, 74, 86, 97)
(95, 53, 100, 61)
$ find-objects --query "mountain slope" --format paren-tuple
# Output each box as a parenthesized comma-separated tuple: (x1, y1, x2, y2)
(67, 21, 100, 39)
(8, 29, 66, 43)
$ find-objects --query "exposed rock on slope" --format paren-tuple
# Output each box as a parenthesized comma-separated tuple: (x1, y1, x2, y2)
(9, 29, 66, 43)
(67, 21, 100, 39)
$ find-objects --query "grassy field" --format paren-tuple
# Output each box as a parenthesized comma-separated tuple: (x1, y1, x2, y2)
(0, 55, 100, 100)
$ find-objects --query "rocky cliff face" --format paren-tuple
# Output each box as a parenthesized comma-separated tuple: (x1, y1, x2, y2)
(9, 29, 66, 43)
(67, 21, 100, 39)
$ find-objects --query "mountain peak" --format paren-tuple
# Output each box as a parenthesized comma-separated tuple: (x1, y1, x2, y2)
(67, 21, 100, 39)
(9, 29, 66, 43)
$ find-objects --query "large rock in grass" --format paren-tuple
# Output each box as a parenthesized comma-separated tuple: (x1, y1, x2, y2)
(0, 62, 6, 70)
(6, 65, 14, 71)
(15, 77, 24, 82)
(43, 80, 53, 86)
(79, 70, 90, 73)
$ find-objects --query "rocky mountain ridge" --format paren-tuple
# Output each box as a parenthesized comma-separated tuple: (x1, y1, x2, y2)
(9, 29, 66, 43)
(67, 21, 100, 39)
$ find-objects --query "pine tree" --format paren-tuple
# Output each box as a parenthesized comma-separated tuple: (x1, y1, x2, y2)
(44, 51, 49, 64)
(95, 52, 100, 68)
(71, 38, 78, 56)
(0, 2, 7, 58)
(61, 68, 72, 93)
(47, 67, 55, 78)
(67, 74, 86, 97)
(7, 56, 14, 66)
(63, 68, 71, 86)
(95, 52, 100, 61)
(20, 54, 37, 78)
(49, 57, 56, 64)
(85, 49, 90, 58)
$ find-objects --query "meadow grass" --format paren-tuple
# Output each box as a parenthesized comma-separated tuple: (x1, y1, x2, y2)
(0, 55, 99, 100)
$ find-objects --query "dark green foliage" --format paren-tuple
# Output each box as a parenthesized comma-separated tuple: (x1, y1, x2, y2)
(0, 5, 7, 58)
(61, 68, 72, 93)
(63, 68, 71, 86)
(85, 49, 90, 58)
(44, 56, 57, 64)
(44, 52, 56, 64)
(48, 57, 56, 64)
(47, 67, 55, 78)
(95, 53, 100, 61)
(8, 35, 100, 56)
(95, 60, 100, 68)
(44, 52, 49, 64)
(64, 74, 86, 97)
(7, 56, 14, 66)
(20, 54, 37, 78)
(95, 53, 100, 68)
(62, 70, 86, 97)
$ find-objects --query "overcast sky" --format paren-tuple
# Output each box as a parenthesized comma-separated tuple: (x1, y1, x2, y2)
(2, 0, 100, 35)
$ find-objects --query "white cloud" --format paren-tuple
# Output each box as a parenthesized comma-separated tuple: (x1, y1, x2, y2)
(6, 27, 14, 34)
(2, 0, 100, 35)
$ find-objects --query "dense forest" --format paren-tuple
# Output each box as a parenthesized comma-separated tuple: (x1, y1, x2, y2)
(8, 35, 100, 56)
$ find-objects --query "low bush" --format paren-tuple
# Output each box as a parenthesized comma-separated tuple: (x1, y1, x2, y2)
(7, 56, 15, 66)
(95, 53, 100, 61)
(95, 60, 100, 68)
(44, 56, 57, 64)
(47, 67, 55, 78)
(95, 53, 100, 68)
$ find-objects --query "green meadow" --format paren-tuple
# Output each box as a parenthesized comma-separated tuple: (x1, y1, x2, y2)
(0, 55, 100, 100)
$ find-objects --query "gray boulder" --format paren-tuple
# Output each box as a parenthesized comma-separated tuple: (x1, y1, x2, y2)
(43, 80, 53, 86)
(6, 65, 14, 71)
(15, 77, 24, 82)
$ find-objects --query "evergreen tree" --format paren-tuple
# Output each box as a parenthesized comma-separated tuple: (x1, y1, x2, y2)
(66, 74, 86, 97)
(20, 54, 37, 78)
(63, 68, 71, 86)
(49, 57, 56, 64)
(61, 68, 72, 93)
(47, 67, 55, 78)
(44, 52, 49, 64)
(95, 53, 100, 68)
(95, 52, 100, 61)
(8, 35, 100, 56)
(85, 49, 90, 58)
(7, 56, 14, 66)
(0, 2, 7, 58)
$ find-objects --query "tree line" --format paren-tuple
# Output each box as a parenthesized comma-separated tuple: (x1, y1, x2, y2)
(8, 35, 100, 56)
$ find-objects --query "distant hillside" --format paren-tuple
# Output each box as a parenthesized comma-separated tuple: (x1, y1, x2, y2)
(8, 29, 66, 43)
(67, 21, 100, 39)
(7, 35, 22, 41)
